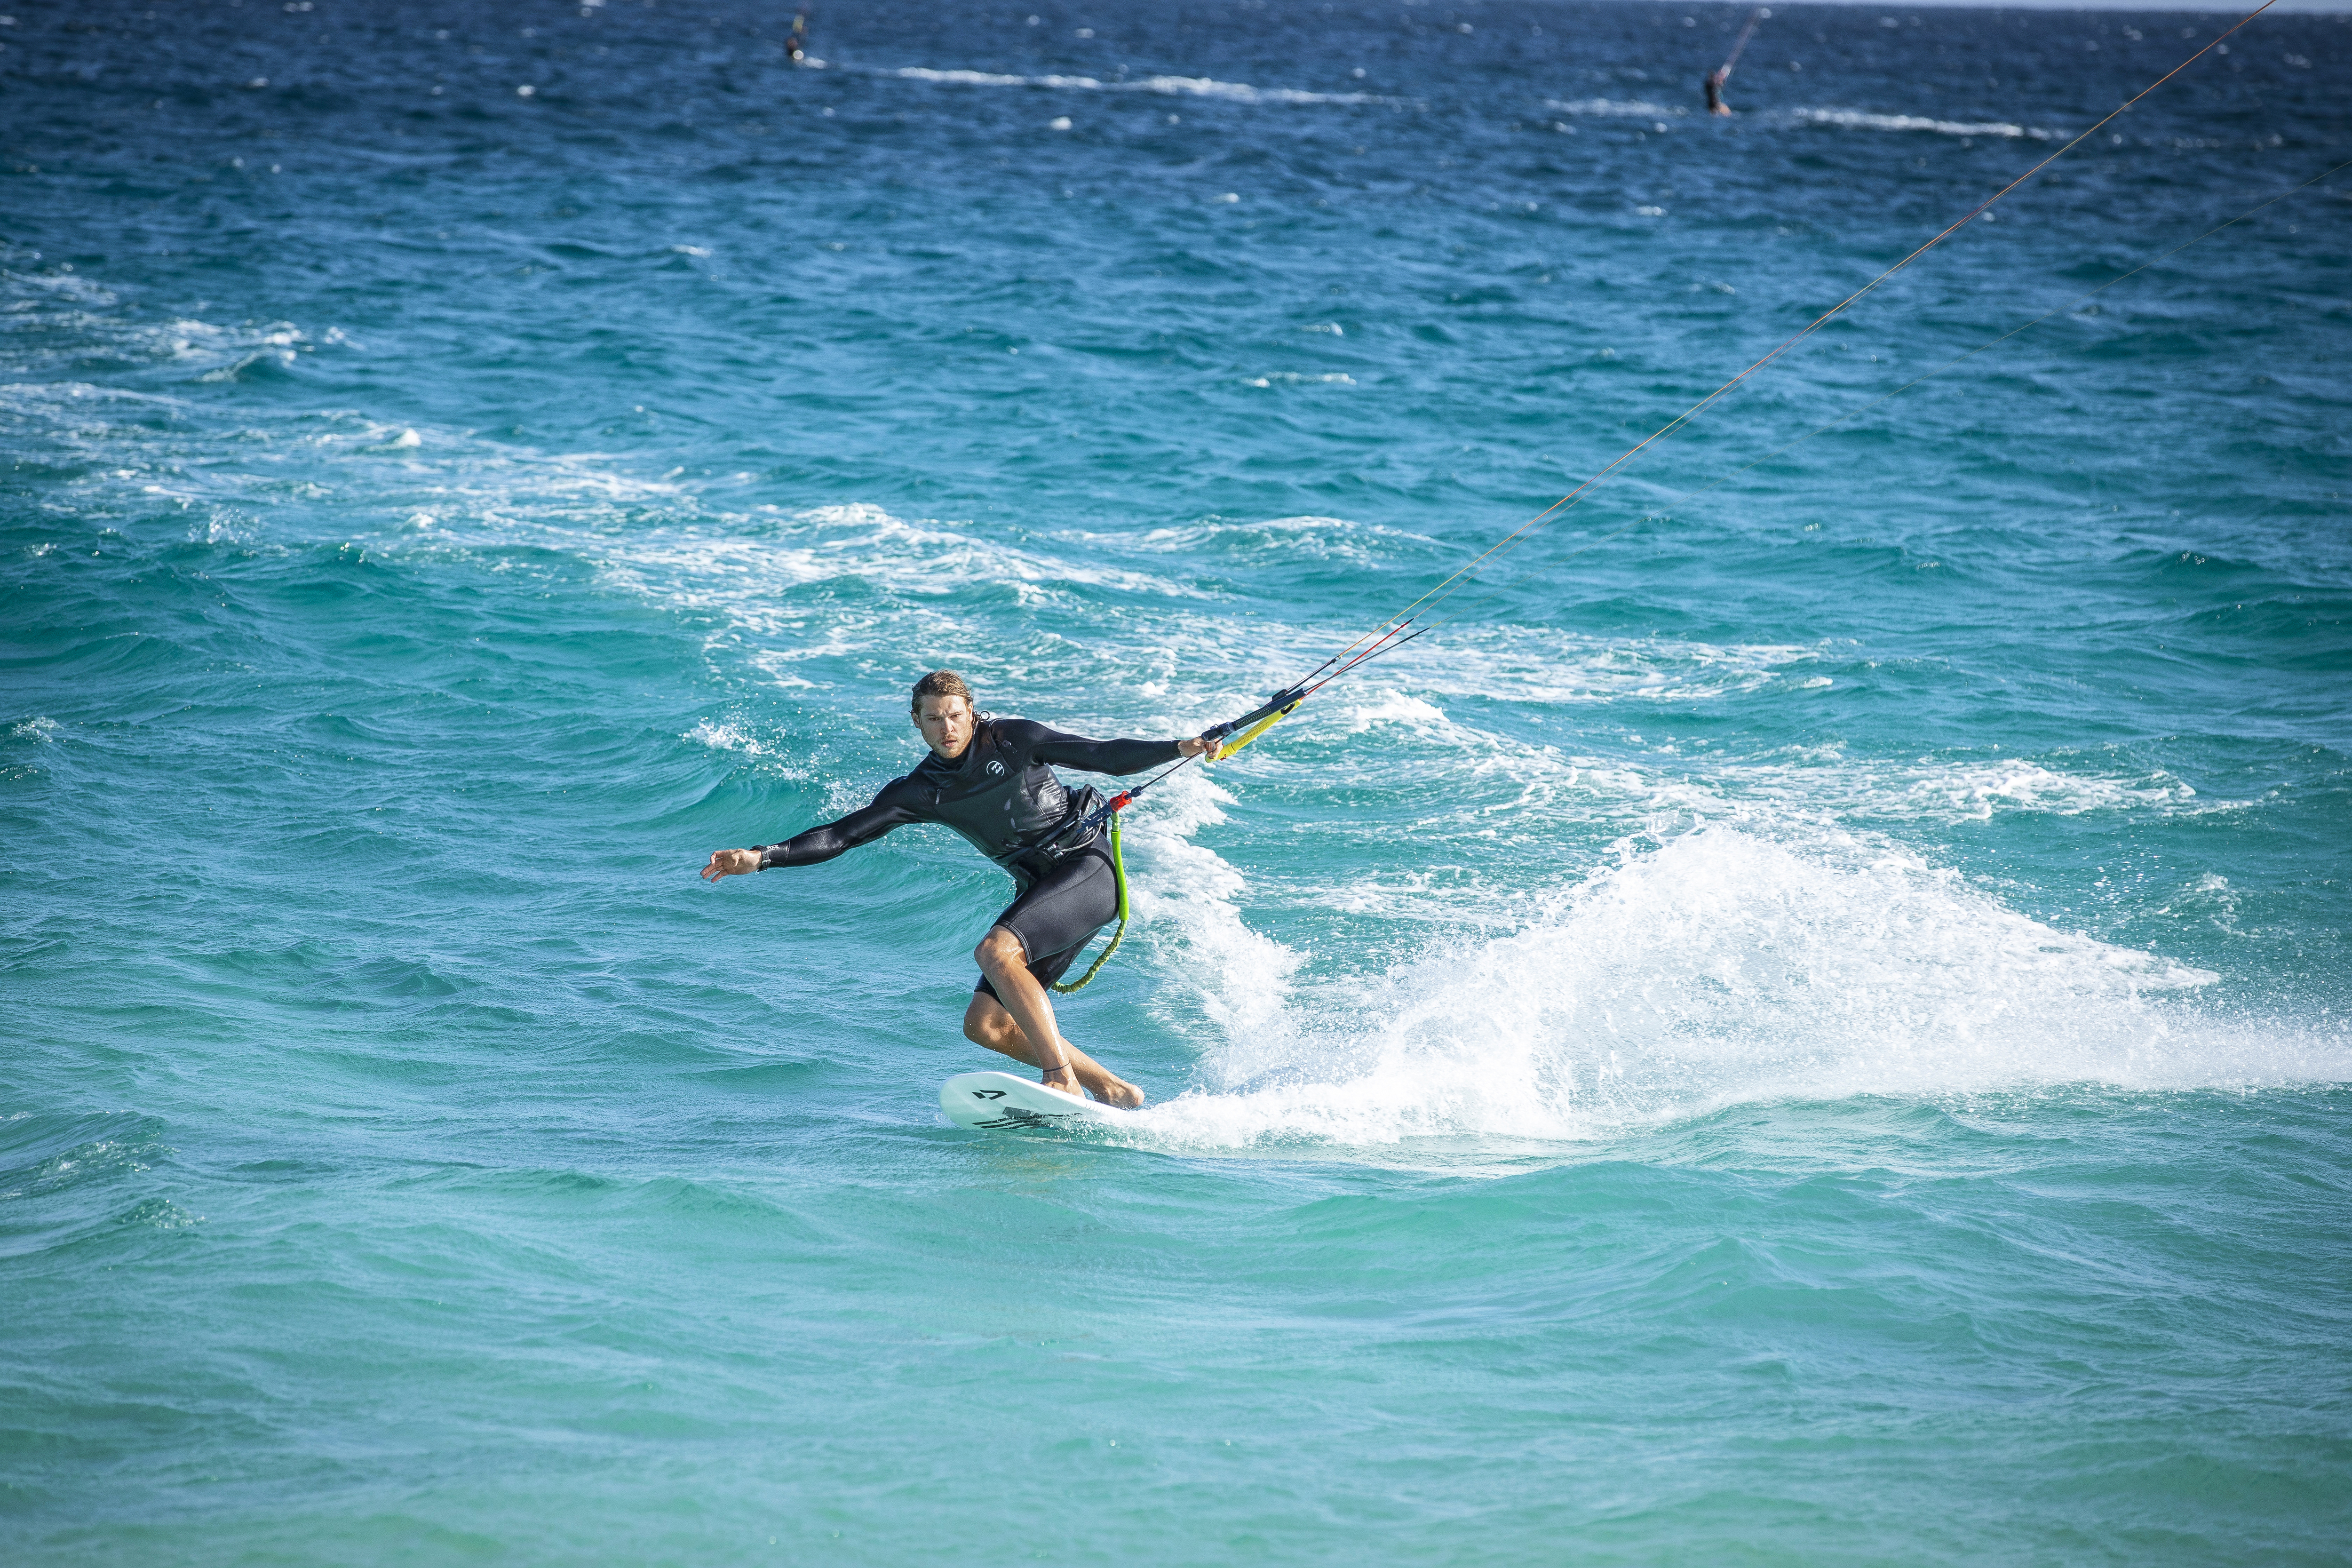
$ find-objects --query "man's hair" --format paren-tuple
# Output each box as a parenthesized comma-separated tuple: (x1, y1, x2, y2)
(910, 669, 974, 713)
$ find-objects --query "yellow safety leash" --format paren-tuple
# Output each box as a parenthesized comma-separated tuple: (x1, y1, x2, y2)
(1049, 814, 1128, 996)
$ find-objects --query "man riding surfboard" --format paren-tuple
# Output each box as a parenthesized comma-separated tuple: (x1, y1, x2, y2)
(700, 670, 1220, 1108)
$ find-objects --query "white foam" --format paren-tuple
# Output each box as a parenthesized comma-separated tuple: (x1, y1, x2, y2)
(888, 66, 1389, 106)
(1385, 631, 1830, 708)
(1121, 780, 1288, 1017)
(0, 267, 120, 308)
(1545, 97, 1687, 119)
(1345, 693, 1446, 733)
(1537, 99, 2057, 141)
(1123, 514, 1435, 567)
(1116, 826, 2342, 1157)
(596, 503, 1207, 624)
(2153, 872, 2243, 934)
(11, 386, 1220, 698)
(1259, 682, 2233, 834)
(1796, 108, 2055, 141)
(683, 719, 822, 779)
(0, 295, 305, 382)
(0, 380, 186, 418)
(683, 719, 769, 756)
(1755, 758, 2210, 824)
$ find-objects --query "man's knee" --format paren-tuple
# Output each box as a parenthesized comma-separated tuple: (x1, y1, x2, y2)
(973, 926, 1025, 975)
(963, 995, 1012, 1046)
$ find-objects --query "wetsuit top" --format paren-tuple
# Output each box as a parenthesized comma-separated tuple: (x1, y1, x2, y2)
(755, 716, 1180, 888)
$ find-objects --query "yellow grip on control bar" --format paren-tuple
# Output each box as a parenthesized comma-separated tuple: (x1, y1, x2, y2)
(1213, 702, 1298, 762)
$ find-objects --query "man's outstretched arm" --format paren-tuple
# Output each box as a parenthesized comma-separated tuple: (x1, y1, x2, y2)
(1019, 720, 1218, 776)
(700, 794, 922, 882)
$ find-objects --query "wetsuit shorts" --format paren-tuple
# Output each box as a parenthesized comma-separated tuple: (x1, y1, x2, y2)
(974, 843, 1120, 1000)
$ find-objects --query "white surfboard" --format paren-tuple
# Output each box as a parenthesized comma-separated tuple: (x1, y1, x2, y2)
(939, 1070, 1130, 1133)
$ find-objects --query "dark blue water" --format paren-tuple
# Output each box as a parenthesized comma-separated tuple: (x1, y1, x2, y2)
(5, 1, 2351, 1561)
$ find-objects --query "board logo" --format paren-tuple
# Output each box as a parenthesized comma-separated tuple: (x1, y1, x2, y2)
(975, 1108, 1065, 1130)
(972, 1089, 1006, 1100)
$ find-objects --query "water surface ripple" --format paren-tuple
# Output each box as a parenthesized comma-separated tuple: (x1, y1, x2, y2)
(4, 1, 2349, 1561)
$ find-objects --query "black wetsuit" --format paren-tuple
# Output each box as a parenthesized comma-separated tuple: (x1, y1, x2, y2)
(756, 716, 1181, 996)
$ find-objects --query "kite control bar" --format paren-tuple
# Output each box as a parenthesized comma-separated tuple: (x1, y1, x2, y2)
(1200, 683, 1309, 762)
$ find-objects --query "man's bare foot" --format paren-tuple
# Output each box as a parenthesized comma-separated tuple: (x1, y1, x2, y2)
(1093, 1077, 1145, 1110)
(1039, 1065, 1086, 1100)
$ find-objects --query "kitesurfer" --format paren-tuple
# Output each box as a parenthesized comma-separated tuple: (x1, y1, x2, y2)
(1703, 7, 1764, 117)
(700, 670, 1220, 1108)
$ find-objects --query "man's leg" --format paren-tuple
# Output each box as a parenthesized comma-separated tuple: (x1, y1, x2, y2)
(961, 990, 1141, 1106)
(965, 929, 1144, 1107)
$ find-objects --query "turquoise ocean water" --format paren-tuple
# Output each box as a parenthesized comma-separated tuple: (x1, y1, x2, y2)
(6, 1, 2351, 1560)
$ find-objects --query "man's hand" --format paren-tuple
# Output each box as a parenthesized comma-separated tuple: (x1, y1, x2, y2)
(701, 847, 762, 882)
(1177, 732, 1221, 762)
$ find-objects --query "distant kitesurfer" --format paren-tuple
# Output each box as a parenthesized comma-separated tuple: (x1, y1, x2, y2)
(1704, 7, 1766, 117)
(700, 670, 1221, 1108)
(786, 7, 810, 64)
